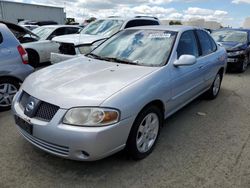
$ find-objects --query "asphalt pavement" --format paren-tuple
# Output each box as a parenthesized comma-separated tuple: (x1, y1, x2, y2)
(1, 68, 250, 188)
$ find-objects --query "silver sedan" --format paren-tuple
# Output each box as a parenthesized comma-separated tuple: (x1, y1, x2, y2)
(12, 26, 227, 161)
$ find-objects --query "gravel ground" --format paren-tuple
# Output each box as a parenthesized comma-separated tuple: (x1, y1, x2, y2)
(1, 69, 250, 188)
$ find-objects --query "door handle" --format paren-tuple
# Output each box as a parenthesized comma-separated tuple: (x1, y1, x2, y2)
(198, 65, 204, 69)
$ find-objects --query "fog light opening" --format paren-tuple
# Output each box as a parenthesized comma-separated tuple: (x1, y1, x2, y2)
(81, 151, 90, 157)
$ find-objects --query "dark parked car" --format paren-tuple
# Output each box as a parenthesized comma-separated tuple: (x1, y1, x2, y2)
(211, 29, 250, 72)
(0, 23, 33, 111)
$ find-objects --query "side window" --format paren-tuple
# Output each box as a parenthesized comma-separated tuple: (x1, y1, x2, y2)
(125, 20, 141, 28)
(0, 32, 3, 44)
(66, 27, 80, 34)
(177, 30, 199, 58)
(53, 28, 66, 36)
(124, 20, 159, 29)
(196, 30, 216, 56)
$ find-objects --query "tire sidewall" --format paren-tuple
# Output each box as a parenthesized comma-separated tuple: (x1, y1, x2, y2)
(126, 105, 163, 160)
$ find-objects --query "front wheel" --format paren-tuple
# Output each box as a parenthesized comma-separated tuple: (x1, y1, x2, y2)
(126, 105, 163, 160)
(204, 73, 222, 100)
(238, 56, 248, 73)
(0, 78, 20, 111)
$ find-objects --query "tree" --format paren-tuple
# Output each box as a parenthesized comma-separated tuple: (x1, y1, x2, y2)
(169, 20, 182, 25)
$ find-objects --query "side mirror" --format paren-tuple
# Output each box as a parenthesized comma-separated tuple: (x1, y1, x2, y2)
(174, 55, 197, 67)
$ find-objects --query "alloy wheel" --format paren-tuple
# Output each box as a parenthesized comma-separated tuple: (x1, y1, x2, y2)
(213, 74, 221, 96)
(136, 113, 159, 153)
(0, 83, 18, 107)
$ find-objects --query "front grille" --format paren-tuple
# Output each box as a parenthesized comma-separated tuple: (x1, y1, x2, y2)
(59, 43, 76, 55)
(35, 102, 59, 121)
(19, 91, 59, 122)
(19, 127, 69, 156)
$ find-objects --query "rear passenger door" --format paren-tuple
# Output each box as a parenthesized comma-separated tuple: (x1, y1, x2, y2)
(195, 30, 218, 88)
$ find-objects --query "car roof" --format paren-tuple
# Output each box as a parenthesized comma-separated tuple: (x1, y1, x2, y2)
(99, 17, 159, 22)
(125, 25, 201, 32)
(39, 25, 81, 28)
(214, 28, 250, 32)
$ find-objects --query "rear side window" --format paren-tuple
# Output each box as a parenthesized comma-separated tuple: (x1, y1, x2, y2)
(196, 30, 217, 56)
(0, 32, 3, 44)
(66, 27, 80, 34)
(125, 20, 159, 29)
(53, 28, 66, 36)
(177, 30, 199, 58)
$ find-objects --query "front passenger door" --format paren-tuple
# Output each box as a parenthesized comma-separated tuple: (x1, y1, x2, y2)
(168, 30, 204, 112)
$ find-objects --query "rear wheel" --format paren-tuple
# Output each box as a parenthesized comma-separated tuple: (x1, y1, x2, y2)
(126, 105, 163, 160)
(0, 78, 20, 111)
(204, 72, 222, 100)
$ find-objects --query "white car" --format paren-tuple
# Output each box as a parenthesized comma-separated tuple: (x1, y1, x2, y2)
(22, 25, 81, 67)
(51, 16, 160, 64)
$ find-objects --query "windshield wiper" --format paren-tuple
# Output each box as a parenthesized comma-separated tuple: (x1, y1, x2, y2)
(104, 57, 140, 65)
(86, 53, 109, 61)
(87, 54, 141, 65)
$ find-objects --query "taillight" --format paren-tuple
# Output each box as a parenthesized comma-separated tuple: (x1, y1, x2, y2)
(17, 45, 28, 64)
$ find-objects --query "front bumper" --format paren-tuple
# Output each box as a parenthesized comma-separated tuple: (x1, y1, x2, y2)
(50, 53, 81, 64)
(12, 91, 134, 161)
(227, 54, 245, 66)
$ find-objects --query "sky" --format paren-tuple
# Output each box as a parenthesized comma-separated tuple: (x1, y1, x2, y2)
(9, 0, 250, 27)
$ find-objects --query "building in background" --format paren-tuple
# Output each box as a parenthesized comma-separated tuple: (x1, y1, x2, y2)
(243, 17, 250, 28)
(160, 18, 222, 30)
(0, 0, 66, 24)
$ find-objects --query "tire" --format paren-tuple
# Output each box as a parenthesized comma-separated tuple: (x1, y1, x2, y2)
(204, 72, 222, 100)
(238, 55, 248, 73)
(27, 49, 39, 68)
(126, 105, 163, 160)
(0, 78, 20, 111)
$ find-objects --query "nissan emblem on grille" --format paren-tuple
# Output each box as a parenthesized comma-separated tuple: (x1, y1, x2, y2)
(25, 101, 35, 112)
(24, 96, 41, 118)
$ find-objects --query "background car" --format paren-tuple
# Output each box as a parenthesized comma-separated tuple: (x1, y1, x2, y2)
(211, 29, 250, 72)
(12, 26, 226, 161)
(0, 20, 39, 43)
(51, 16, 160, 64)
(22, 25, 81, 67)
(0, 23, 33, 111)
(21, 25, 39, 31)
(1, 21, 81, 67)
(18, 20, 58, 26)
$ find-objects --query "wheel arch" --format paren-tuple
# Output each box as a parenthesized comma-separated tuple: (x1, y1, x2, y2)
(0, 75, 22, 84)
(134, 99, 165, 125)
(26, 48, 40, 63)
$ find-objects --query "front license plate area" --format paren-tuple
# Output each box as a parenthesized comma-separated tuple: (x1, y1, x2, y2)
(15, 115, 33, 135)
(228, 58, 236, 63)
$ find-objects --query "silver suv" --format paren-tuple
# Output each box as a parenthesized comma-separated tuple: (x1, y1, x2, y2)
(51, 16, 160, 64)
(0, 23, 33, 111)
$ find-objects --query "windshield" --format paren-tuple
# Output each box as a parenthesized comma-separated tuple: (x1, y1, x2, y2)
(90, 29, 177, 67)
(32, 27, 55, 40)
(81, 19, 123, 37)
(212, 30, 248, 43)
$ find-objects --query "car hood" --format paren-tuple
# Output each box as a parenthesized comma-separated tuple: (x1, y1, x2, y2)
(52, 34, 105, 45)
(21, 56, 158, 109)
(219, 41, 247, 51)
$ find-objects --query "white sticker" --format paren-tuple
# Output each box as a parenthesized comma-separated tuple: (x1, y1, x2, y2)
(148, 33, 171, 39)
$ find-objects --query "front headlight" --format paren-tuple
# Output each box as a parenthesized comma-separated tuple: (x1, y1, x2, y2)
(63, 107, 120, 126)
(227, 50, 245, 56)
(78, 45, 92, 55)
